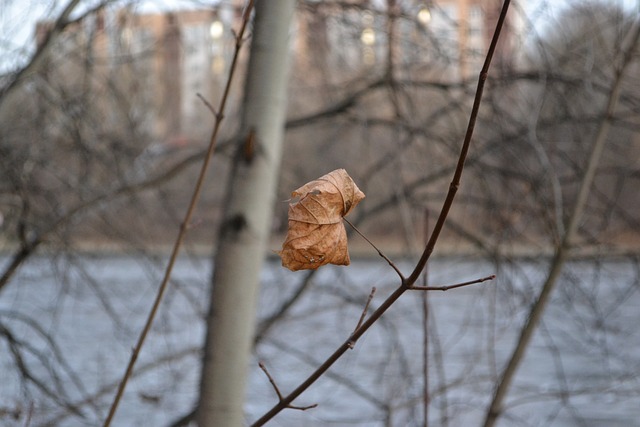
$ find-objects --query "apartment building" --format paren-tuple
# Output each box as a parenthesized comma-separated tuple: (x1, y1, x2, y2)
(35, 1, 521, 143)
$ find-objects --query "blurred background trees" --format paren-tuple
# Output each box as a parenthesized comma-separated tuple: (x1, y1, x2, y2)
(1, 0, 639, 426)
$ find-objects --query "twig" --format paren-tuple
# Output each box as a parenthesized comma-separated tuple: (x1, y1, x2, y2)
(255, 270, 318, 343)
(101, 2, 256, 426)
(250, 2, 511, 425)
(410, 275, 496, 291)
(343, 218, 404, 280)
(23, 402, 34, 427)
(258, 362, 283, 400)
(268, 337, 389, 409)
(197, 93, 218, 117)
(258, 362, 318, 411)
(422, 210, 429, 427)
(348, 287, 377, 348)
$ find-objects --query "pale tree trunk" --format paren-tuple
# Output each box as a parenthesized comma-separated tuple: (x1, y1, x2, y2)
(197, 1, 296, 426)
(482, 18, 640, 427)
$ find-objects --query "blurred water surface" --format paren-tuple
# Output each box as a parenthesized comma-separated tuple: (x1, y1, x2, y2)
(1, 254, 639, 426)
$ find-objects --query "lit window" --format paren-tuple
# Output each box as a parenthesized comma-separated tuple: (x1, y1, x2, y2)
(210, 20, 224, 39)
(417, 8, 431, 25)
(361, 28, 375, 45)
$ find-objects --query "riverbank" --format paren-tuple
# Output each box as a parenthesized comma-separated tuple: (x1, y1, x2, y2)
(1, 234, 638, 263)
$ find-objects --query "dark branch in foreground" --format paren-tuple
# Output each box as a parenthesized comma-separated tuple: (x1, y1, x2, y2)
(250, 1, 511, 425)
(410, 275, 496, 291)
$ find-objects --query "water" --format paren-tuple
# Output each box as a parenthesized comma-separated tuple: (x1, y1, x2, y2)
(1, 254, 639, 426)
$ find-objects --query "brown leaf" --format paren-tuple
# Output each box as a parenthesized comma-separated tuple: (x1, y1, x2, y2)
(279, 169, 365, 271)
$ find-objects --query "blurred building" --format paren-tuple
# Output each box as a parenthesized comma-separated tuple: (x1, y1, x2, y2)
(36, 3, 243, 144)
(112, 6, 241, 143)
(35, 0, 522, 143)
(427, 0, 520, 78)
(296, 0, 521, 80)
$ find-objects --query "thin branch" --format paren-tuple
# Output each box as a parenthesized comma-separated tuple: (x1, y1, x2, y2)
(0, 309, 99, 417)
(259, 362, 284, 400)
(197, 93, 218, 117)
(422, 210, 430, 427)
(101, 2, 256, 425)
(40, 347, 199, 426)
(285, 78, 385, 128)
(0, 322, 86, 419)
(344, 217, 404, 280)
(255, 270, 318, 343)
(22, 402, 34, 427)
(348, 287, 377, 348)
(258, 362, 318, 411)
(0, 145, 210, 296)
(267, 337, 390, 409)
(410, 275, 496, 291)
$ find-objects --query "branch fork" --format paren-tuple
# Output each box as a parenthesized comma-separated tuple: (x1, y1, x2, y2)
(258, 362, 318, 411)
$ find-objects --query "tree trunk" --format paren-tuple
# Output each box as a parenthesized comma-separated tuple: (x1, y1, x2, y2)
(197, 1, 296, 426)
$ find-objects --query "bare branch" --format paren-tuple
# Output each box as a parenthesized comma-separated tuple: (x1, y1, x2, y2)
(410, 275, 496, 291)
(197, 93, 218, 117)
(348, 287, 377, 349)
(258, 362, 318, 411)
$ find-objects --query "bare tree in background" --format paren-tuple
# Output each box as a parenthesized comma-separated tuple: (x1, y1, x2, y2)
(0, 1, 226, 424)
(482, 4, 640, 426)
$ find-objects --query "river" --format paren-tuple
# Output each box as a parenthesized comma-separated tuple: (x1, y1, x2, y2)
(1, 254, 639, 426)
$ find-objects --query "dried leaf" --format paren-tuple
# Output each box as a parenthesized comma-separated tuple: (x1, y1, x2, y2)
(279, 169, 365, 271)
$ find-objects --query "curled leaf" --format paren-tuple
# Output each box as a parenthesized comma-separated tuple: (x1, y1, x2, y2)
(279, 169, 365, 271)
